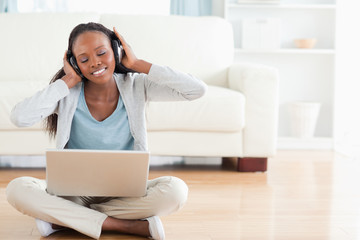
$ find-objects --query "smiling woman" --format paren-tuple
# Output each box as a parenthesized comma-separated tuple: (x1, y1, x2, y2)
(6, 20, 207, 240)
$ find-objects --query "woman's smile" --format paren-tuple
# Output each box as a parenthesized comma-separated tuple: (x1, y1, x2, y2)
(92, 67, 107, 76)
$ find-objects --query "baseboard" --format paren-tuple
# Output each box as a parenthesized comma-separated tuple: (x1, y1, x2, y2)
(277, 137, 334, 150)
(0, 155, 46, 168)
(334, 144, 360, 159)
(0, 155, 222, 168)
(1, 138, 334, 168)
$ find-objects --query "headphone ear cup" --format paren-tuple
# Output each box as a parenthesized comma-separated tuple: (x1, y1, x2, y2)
(112, 39, 124, 72)
(67, 50, 84, 78)
(69, 57, 83, 77)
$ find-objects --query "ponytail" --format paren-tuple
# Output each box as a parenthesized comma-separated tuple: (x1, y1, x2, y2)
(43, 68, 65, 139)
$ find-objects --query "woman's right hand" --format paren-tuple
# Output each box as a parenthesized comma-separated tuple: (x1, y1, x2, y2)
(61, 51, 82, 89)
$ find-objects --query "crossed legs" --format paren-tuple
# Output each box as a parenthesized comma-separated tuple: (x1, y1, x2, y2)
(6, 176, 188, 239)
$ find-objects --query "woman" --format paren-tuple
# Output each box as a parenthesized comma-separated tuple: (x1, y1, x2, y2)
(6, 22, 207, 239)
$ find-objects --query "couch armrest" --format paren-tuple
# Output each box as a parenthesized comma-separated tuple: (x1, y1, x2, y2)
(228, 62, 279, 157)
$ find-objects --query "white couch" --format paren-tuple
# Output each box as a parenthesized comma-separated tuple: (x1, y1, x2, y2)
(0, 13, 279, 171)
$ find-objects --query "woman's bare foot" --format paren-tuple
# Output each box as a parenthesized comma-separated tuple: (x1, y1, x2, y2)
(102, 217, 150, 237)
(52, 223, 65, 230)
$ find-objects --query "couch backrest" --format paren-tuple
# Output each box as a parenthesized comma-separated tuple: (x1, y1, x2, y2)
(0, 13, 101, 84)
(100, 15, 234, 86)
(0, 13, 234, 87)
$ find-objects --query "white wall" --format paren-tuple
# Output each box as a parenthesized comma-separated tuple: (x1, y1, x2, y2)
(334, 0, 360, 157)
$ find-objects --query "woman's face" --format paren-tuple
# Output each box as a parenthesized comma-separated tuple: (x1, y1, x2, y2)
(72, 31, 116, 84)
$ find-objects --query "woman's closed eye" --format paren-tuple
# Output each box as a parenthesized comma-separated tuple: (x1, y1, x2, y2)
(98, 50, 106, 56)
(80, 57, 88, 63)
(79, 52, 106, 63)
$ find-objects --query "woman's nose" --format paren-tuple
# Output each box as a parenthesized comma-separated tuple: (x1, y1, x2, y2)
(90, 57, 101, 67)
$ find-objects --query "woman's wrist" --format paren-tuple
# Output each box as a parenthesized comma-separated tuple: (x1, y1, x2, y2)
(130, 59, 152, 74)
(61, 73, 81, 89)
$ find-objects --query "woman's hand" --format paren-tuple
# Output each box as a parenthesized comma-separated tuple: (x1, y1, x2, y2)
(113, 27, 137, 69)
(61, 51, 82, 89)
(113, 27, 152, 74)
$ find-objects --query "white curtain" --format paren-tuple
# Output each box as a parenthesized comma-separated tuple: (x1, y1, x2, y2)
(8, 0, 170, 14)
(16, 0, 67, 12)
(170, 0, 212, 16)
(0, 0, 18, 12)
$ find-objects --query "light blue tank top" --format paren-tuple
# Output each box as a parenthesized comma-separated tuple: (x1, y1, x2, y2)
(67, 84, 134, 150)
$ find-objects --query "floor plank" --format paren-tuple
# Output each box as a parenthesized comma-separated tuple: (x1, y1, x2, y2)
(0, 150, 359, 239)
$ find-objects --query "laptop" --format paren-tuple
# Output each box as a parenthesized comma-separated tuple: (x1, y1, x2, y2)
(46, 149, 150, 197)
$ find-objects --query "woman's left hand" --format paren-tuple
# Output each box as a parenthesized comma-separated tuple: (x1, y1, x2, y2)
(113, 27, 152, 74)
(113, 27, 138, 70)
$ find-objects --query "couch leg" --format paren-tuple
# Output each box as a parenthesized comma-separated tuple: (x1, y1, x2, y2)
(237, 157, 267, 172)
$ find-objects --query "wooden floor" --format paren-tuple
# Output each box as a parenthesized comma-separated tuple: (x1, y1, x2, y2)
(1, 150, 360, 240)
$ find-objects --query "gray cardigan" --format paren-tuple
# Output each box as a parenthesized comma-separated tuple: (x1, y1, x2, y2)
(11, 64, 207, 151)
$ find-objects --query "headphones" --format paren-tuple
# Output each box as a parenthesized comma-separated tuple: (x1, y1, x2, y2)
(66, 35, 124, 79)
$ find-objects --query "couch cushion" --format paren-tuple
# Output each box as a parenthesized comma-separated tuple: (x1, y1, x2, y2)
(100, 15, 234, 87)
(146, 86, 245, 132)
(2, 84, 245, 132)
(0, 81, 49, 130)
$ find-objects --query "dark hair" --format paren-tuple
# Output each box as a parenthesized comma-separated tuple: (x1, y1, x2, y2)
(44, 22, 132, 139)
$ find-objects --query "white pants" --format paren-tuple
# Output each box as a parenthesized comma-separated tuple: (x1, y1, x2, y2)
(6, 176, 188, 239)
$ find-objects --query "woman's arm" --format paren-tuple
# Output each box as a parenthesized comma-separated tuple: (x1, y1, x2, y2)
(113, 27, 207, 102)
(11, 51, 81, 127)
(144, 64, 207, 102)
(10, 80, 70, 127)
(113, 27, 152, 74)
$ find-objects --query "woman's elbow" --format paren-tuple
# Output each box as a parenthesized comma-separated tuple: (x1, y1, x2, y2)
(10, 112, 25, 127)
(198, 82, 207, 97)
(10, 115, 23, 128)
(187, 82, 207, 101)
(10, 108, 31, 128)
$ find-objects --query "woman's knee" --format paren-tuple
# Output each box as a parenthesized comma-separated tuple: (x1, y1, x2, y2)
(152, 176, 188, 213)
(6, 176, 46, 212)
(168, 176, 188, 209)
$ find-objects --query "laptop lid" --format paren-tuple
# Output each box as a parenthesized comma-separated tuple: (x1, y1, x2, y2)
(46, 149, 150, 197)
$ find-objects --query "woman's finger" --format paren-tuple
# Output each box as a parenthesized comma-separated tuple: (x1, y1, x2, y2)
(113, 27, 123, 42)
(63, 50, 67, 62)
(63, 51, 71, 68)
(63, 50, 77, 76)
(113, 27, 138, 68)
(114, 27, 129, 47)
